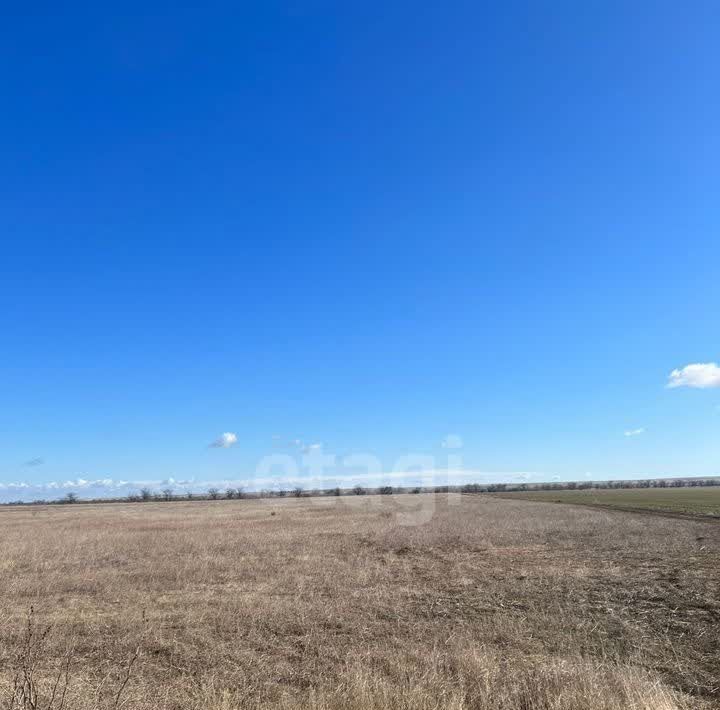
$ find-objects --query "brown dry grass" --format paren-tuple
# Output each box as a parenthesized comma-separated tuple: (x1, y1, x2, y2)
(0, 494, 718, 709)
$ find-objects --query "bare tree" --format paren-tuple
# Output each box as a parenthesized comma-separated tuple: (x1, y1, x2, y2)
(208, 488, 220, 500)
(161, 488, 174, 502)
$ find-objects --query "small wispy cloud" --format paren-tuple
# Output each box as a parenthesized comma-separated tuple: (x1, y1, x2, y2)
(441, 434, 463, 449)
(209, 432, 238, 449)
(273, 437, 307, 450)
(301, 443, 323, 454)
(269, 437, 327, 454)
(624, 428, 645, 437)
(23, 457, 45, 467)
(667, 362, 720, 389)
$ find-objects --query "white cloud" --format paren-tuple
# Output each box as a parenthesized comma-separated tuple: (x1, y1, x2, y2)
(0, 477, 115, 493)
(624, 428, 645, 437)
(301, 443, 322, 454)
(667, 362, 720, 389)
(209, 432, 238, 449)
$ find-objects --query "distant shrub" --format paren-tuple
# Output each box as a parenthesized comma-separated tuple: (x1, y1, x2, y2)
(225, 488, 235, 499)
(63, 492, 78, 504)
(140, 488, 152, 501)
(162, 488, 174, 501)
(292, 487, 304, 498)
(353, 485, 365, 496)
(486, 484, 507, 493)
(379, 486, 393, 495)
(208, 488, 220, 500)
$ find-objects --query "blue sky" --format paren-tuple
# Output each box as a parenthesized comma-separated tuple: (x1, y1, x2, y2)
(1, 1, 719, 499)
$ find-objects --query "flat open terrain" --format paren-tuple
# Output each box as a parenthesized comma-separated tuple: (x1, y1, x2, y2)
(496, 486, 720, 517)
(0, 494, 718, 709)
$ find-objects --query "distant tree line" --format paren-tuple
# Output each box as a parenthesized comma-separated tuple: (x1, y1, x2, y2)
(2, 476, 718, 505)
(459, 477, 720, 494)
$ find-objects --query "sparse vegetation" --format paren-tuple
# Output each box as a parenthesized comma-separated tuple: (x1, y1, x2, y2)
(5, 606, 144, 710)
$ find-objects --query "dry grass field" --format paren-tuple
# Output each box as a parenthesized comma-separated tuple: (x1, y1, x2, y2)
(0, 494, 718, 709)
